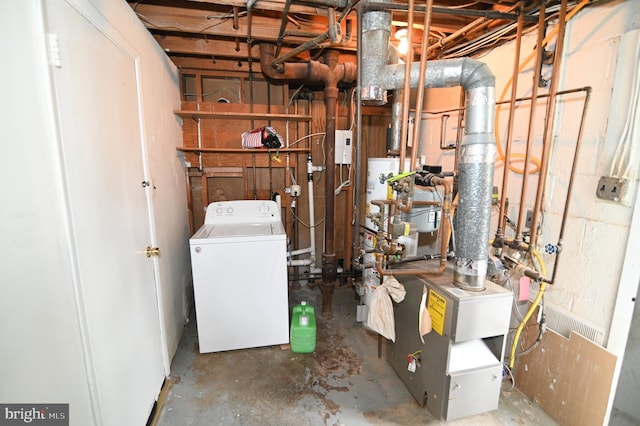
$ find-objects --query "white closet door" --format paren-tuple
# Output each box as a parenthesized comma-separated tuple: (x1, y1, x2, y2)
(46, 0, 165, 424)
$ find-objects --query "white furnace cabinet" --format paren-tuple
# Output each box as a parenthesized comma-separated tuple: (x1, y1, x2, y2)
(190, 201, 289, 353)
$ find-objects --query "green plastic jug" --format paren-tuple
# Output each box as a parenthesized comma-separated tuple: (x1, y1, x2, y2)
(290, 301, 316, 353)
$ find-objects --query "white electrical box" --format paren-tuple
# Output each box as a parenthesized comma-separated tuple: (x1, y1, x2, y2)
(335, 130, 353, 164)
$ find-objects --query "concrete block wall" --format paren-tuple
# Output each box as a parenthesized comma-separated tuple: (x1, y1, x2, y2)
(420, 0, 639, 342)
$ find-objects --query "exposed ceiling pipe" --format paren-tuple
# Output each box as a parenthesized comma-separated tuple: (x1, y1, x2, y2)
(514, 0, 546, 247)
(298, 0, 349, 7)
(260, 44, 357, 312)
(408, 0, 433, 171)
(363, 1, 535, 22)
(427, 3, 520, 57)
(271, 8, 342, 70)
(394, 0, 434, 220)
(398, 0, 415, 179)
(530, 0, 568, 248)
(274, 0, 293, 58)
(388, 90, 404, 154)
(351, 6, 364, 289)
(361, 10, 497, 291)
(494, 2, 524, 248)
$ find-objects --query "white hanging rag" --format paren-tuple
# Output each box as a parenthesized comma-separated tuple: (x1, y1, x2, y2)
(419, 285, 433, 343)
(366, 276, 406, 342)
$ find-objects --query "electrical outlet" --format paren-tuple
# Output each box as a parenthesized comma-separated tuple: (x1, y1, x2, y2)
(525, 210, 534, 229)
(596, 176, 629, 203)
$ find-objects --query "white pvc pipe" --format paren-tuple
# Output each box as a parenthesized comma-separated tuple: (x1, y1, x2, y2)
(286, 157, 320, 273)
(288, 258, 313, 267)
(288, 247, 313, 257)
(307, 177, 317, 270)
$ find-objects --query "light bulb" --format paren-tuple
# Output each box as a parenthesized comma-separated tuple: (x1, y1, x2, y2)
(398, 36, 409, 55)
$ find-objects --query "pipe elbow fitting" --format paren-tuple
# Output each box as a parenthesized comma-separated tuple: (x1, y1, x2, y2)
(460, 58, 495, 90)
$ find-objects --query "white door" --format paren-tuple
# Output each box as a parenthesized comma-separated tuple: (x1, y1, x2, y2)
(46, 1, 165, 424)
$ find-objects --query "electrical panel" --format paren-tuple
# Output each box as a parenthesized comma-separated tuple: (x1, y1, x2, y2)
(335, 130, 353, 165)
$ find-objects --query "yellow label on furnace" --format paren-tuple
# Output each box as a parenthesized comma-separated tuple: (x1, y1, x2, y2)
(427, 289, 446, 336)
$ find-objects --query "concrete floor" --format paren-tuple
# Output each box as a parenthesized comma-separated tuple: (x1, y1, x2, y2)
(155, 285, 557, 426)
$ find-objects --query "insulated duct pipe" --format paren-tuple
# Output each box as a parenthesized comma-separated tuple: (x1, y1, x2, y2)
(362, 10, 496, 291)
(260, 44, 357, 311)
(389, 89, 403, 153)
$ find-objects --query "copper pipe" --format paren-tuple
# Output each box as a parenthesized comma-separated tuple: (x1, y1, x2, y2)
(439, 114, 450, 149)
(393, 0, 433, 215)
(365, 198, 394, 250)
(413, 200, 442, 206)
(514, 0, 546, 245)
(530, 0, 568, 248)
(375, 176, 452, 276)
(493, 86, 591, 250)
(495, 1, 525, 244)
(394, 0, 421, 218)
(397, 196, 412, 213)
(410, 0, 434, 172)
(545, 87, 591, 283)
(398, 0, 415, 177)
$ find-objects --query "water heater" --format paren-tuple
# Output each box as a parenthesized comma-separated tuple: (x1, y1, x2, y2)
(365, 157, 410, 230)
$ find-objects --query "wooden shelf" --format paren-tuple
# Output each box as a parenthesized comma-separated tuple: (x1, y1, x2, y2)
(174, 110, 313, 121)
(176, 147, 311, 153)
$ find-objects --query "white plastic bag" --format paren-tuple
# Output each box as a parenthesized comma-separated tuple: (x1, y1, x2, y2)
(366, 276, 405, 342)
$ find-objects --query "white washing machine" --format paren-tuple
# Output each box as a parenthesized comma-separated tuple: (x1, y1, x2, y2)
(189, 200, 289, 353)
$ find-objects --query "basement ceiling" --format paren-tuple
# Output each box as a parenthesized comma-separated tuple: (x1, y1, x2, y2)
(129, 0, 546, 74)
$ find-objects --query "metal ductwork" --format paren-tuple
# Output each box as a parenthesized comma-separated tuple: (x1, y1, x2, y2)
(361, 11, 392, 106)
(361, 10, 496, 291)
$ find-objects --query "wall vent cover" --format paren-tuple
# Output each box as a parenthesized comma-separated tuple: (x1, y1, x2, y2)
(543, 301, 606, 346)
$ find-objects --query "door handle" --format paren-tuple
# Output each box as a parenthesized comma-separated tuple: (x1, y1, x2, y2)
(145, 246, 161, 258)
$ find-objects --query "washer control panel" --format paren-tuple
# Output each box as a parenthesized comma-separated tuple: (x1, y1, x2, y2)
(204, 200, 280, 224)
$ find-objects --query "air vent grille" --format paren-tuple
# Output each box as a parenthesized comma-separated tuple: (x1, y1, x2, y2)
(543, 302, 606, 346)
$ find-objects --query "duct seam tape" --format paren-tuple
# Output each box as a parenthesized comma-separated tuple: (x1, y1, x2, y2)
(455, 258, 488, 276)
(459, 143, 495, 164)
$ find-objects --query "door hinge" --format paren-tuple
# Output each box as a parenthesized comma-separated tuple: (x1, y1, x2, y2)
(47, 33, 62, 68)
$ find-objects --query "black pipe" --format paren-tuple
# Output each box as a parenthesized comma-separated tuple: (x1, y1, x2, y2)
(362, 2, 538, 22)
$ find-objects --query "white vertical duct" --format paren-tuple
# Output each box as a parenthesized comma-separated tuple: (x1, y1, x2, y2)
(361, 10, 496, 291)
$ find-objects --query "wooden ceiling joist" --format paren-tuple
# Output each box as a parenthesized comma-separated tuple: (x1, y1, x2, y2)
(129, 0, 533, 72)
(170, 56, 255, 72)
(134, 4, 335, 46)
(185, 0, 328, 16)
(155, 34, 260, 59)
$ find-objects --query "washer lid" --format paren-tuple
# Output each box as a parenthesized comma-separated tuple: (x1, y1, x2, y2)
(191, 221, 285, 241)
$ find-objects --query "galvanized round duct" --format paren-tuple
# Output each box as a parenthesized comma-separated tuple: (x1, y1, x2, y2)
(360, 16, 497, 289)
(361, 11, 391, 105)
